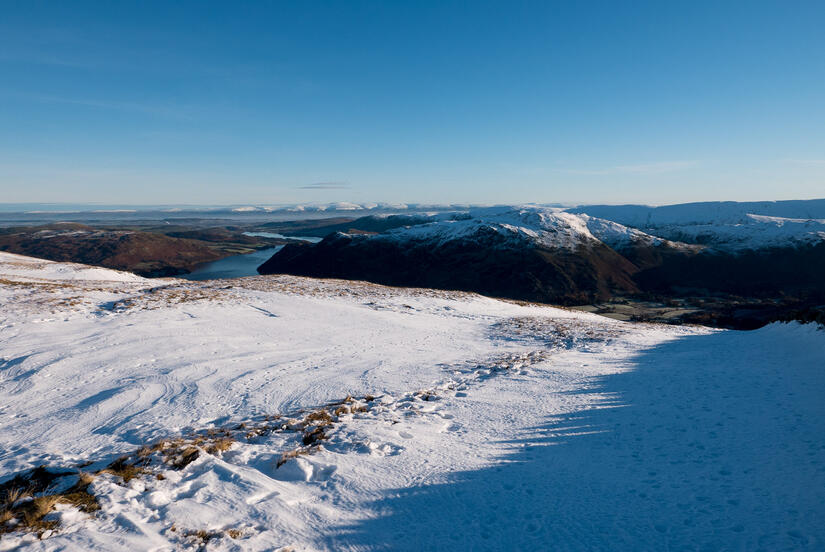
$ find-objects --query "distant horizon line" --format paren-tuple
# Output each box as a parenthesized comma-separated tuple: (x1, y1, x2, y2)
(1, 197, 825, 213)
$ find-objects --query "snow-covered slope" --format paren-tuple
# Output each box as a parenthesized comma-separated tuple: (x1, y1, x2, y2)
(1, 253, 824, 550)
(0, 251, 147, 283)
(647, 213, 825, 250)
(259, 206, 679, 303)
(360, 206, 694, 252)
(569, 199, 825, 251)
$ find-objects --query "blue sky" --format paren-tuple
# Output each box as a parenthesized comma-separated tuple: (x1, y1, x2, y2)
(1, 1, 824, 206)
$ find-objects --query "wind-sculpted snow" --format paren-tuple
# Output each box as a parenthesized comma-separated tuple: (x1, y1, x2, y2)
(1, 253, 824, 551)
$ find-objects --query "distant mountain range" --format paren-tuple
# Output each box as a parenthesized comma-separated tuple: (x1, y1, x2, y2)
(2, 199, 823, 327)
(259, 201, 825, 321)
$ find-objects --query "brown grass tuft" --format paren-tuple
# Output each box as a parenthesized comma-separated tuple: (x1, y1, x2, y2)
(303, 410, 333, 426)
(0, 466, 101, 536)
(276, 447, 314, 468)
(18, 495, 61, 533)
(77, 472, 95, 487)
(2, 487, 26, 507)
(226, 528, 244, 539)
(302, 426, 327, 446)
(103, 456, 147, 483)
(171, 447, 200, 469)
(205, 437, 235, 455)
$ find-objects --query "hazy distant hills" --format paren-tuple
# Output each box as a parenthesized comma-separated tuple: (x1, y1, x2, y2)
(568, 199, 825, 226)
(0, 223, 285, 277)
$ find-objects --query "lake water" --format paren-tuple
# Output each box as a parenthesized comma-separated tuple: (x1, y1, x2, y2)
(180, 246, 284, 280)
(242, 231, 323, 243)
(181, 234, 324, 281)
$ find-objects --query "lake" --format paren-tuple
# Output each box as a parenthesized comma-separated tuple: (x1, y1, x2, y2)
(242, 231, 323, 243)
(180, 246, 284, 280)
(181, 234, 324, 280)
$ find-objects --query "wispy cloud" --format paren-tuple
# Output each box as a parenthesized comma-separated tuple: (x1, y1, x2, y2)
(25, 94, 191, 119)
(781, 158, 825, 166)
(558, 160, 698, 176)
(298, 182, 350, 190)
(0, 51, 102, 69)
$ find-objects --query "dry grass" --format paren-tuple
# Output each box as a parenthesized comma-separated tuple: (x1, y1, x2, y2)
(106, 284, 232, 312)
(2, 486, 27, 506)
(301, 426, 328, 446)
(205, 437, 235, 455)
(59, 489, 100, 513)
(0, 508, 13, 525)
(276, 447, 315, 468)
(171, 447, 200, 469)
(0, 392, 381, 537)
(0, 468, 99, 537)
(170, 526, 246, 548)
(225, 528, 244, 538)
(304, 410, 333, 425)
(102, 456, 148, 483)
(25, 495, 61, 522)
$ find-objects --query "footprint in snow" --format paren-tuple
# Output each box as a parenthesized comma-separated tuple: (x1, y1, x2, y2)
(272, 457, 336, 482)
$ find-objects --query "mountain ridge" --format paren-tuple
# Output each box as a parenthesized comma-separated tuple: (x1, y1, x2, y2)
(258, 205, 825, 313)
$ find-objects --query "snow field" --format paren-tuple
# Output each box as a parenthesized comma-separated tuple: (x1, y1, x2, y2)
(1, 253, 824, 550)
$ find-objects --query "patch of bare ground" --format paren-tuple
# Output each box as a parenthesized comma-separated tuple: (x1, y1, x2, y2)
(104, 283, 235, 312)
(490, 316, 625, 349)
(0, 468, 98, 538)
(168, 524, 246, 549)
(225, 274, 477, 302)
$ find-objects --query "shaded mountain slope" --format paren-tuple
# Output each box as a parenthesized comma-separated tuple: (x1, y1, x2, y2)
(259, 208, 689, 304)
(0, 224, 224, 277)
(259, 206, 825, 312)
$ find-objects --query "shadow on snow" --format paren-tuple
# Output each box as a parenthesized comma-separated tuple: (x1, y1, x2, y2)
(326, 329, 825, 551)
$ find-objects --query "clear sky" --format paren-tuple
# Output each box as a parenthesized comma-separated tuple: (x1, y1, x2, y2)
(1, 1, 824, 206)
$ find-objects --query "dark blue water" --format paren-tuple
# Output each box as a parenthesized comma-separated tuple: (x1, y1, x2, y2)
(181, 246, 284, 280)
(243, 231, 323, 243)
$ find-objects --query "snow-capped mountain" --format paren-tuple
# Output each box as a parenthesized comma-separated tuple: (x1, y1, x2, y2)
(568, 199, 825, 251)
(627, 213, 825, 251)
(259, 204, 825, 304)
(258, 206, 686, 304)
(341, 206, 696, 253)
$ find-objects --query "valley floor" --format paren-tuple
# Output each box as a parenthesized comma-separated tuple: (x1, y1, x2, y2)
(0, 251, 823, 551)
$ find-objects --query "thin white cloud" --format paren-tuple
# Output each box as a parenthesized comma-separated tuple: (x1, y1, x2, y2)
(27, 94, 191, 119)
(298, 182, 351, 190)
(0, 52, 98, 69)
(781, 158, 825, 166)
(558, 160, 698, 176)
